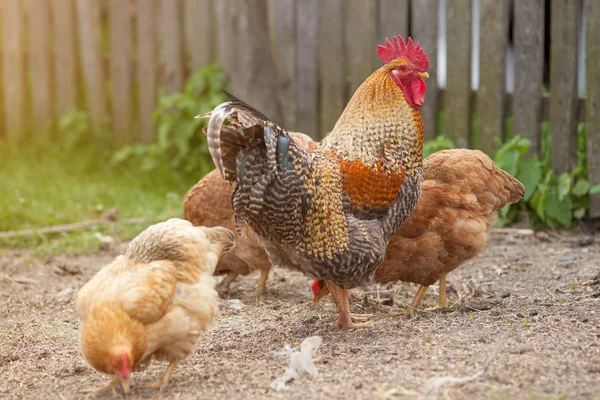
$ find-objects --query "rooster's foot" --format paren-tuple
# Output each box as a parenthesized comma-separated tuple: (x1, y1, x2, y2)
(350, 313, 374, 322)
(335, 319, 374, 329)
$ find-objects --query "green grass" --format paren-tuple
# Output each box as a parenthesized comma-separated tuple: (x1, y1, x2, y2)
(0, 142, 199, 256)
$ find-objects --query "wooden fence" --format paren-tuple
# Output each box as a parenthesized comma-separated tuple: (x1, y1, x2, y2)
(0, 0, 599, 216)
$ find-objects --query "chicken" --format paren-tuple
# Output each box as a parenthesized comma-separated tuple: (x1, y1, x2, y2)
(76, 219, 234, 395)
(183, 132, 315, 297)
(311, 149, 525, 315)
(199, 36, 429, 329)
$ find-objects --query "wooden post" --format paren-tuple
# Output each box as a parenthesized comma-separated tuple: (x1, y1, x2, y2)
(217, 1, 242, 97)
(411, 0, 440, 141)
(109, 0, 134, 144)
(445, 0, 472, 148)
(29, 0, 54, 137)
(76, 0, 109, 134)
(161, 0, 185, 94)
(273, 0, 298, 130)
(52, 0, 79, 119)
(184, 0, 217, 74)
(585, 0, 600, 218)
(549, 0, 580, 173)
(346, 0, 377, 94)
(137, 0, 158, 143)
(296, 0, 319, 138)
(477, 0, 509, 154)
(318, 0, 345, 135)
(1, 0, 26, 138)
(379, 0, 409, 40)
(234, 0, 282, 124)
(513, 0, 544, 156)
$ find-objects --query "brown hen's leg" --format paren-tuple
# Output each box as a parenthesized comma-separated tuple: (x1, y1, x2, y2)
(216, 271, 238, 296)
(140, 361, 177, 391)
(406, 285, 429, 316)
(255, 269, 269, 297)
(326, 281, 373, 329)
(437, 274, 450, 308)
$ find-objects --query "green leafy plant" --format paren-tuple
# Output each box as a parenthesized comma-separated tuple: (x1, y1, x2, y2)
(424, 121, 599, 228)
(112, 64, 228, 178)
(423, 135, 454, 158)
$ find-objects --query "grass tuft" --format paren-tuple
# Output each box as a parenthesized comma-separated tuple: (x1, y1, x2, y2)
(0, 141, 199, 256)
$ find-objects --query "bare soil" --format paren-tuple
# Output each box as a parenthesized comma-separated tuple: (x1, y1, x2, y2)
(1, 233, 599, 400)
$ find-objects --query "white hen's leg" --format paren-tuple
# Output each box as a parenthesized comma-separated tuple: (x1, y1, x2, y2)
(140, 361, 178, 391)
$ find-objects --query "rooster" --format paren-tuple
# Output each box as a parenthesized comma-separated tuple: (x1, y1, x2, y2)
(183, 132, 315, 297)
(199, 36, 429, 329)
(311, 149, 525, 315)
(76, 219, 234, 394)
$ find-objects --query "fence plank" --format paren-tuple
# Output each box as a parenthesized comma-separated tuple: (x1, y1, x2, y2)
(513, 0, 544, 156)
(411, 0, 439, 141)
(585, 0, 600, 218)
(549, 0, 580, 173)
(318, 0, 345, 135)
(273, 0, 297, 130)
(76, 0, 109, 132)
(184, 0, 216, 74)
(346, 0, 377, 94)
(29, 0, 54, 136)
(476, 0, 509, 154)
(1, 0, 26, 138)
(379, 0, 409, 40)
(445, 0, 472, 148)
(296, 0, 319, 138)
(236, 0, 281, 124)
(52, 0, 79, 119)
(162, 0, 185, 94)
(109, 0, 133, 144)
(137, 0, 157, 143)
(217, 1, 242, 97)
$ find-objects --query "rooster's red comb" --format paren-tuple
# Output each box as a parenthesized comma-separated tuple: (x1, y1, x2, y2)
(377, 36, 429, 71)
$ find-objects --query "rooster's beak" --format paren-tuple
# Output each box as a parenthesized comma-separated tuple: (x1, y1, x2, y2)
(418, 71, 430, 79)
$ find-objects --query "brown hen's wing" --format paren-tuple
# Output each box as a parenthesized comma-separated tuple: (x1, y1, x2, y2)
(183, 170, 235, 229)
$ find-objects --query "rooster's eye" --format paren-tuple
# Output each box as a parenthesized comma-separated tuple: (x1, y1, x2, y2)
(399, 65, 408, 71)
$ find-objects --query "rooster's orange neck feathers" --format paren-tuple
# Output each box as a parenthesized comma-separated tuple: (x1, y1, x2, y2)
(320, 67, 424, 176)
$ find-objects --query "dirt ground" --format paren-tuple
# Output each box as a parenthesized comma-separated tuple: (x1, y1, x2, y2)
(1, 232, 599, 400)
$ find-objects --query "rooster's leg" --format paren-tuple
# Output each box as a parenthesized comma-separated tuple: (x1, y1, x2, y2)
(406, 285, 429, 316)
(326, 281, 373, 329)
(254, 269, 269, 297)
(140, 361, 178, 391)
(216, 271, 238, 296)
